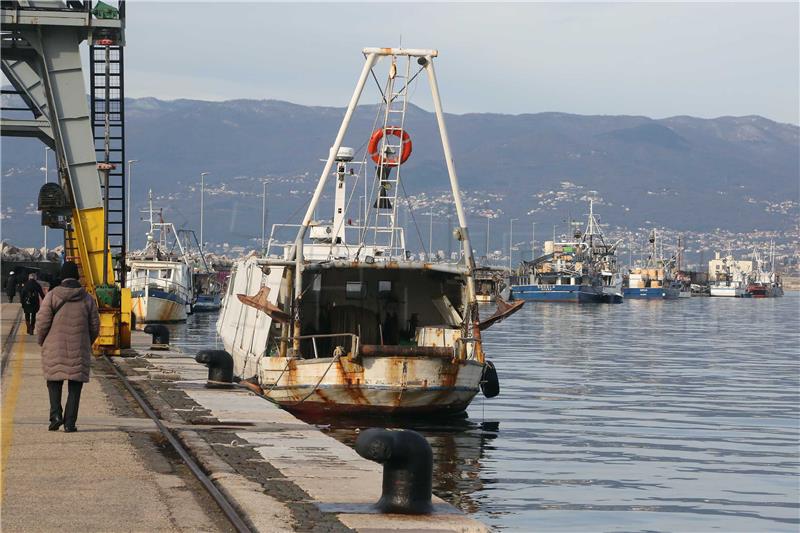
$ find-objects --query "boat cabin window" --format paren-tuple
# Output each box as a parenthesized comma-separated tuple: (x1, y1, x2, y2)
(345, 281, 364, 299)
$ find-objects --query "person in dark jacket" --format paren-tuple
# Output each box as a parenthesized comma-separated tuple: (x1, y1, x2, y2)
(36, 261, 100, 432)
(5, 271, 17, 302)
(21, 273, 45, 335)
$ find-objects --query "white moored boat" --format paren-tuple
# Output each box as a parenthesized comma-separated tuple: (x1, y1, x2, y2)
(216, 47, 522, 416)
(129, 191, 194, 323)
(709, 254, 748, 297)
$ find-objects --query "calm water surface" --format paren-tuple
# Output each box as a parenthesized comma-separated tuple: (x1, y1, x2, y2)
(168, 295, 800, 532)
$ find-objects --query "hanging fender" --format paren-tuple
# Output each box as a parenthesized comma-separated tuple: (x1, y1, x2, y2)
(368, 127, 413, 167)
(480, 360, 500, 398)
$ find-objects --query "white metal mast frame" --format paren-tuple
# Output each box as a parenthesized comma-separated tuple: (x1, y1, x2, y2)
(369, 54, 410, 256)
(291, 47, 478, 305)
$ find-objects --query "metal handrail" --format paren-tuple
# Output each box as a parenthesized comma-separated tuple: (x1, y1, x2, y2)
(286, 332, 360, 359)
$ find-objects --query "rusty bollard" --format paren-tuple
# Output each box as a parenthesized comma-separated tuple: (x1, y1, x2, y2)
(355, 428, 433, 514)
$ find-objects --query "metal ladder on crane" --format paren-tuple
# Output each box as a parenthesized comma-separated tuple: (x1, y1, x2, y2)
(90, 42, 127, 286)
(370, 55, 411, 257)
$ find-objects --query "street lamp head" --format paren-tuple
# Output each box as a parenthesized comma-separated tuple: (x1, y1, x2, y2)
(128, 159, 139, 164)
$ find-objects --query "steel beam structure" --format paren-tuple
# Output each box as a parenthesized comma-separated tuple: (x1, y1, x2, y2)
(1, 0, 130, 353)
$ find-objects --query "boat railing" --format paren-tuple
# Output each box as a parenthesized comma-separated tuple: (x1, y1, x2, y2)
(266, 223, 370, 256)
(130, 275, 191, 296)
(288, 332, 360, 359)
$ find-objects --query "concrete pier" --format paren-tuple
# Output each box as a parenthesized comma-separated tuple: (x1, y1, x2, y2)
(1, 302, 487, 532)
(1, 301, 231, 531)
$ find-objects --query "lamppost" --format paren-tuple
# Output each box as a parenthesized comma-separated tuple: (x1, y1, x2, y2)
(485, 214, 491, 258)
(43, 147, 51, 251)
(428, 211, 434, 261)
(126, 159, 138, 252)
(531, 221, 536, 260)
(200, 172, 209, 252)
(261, 180, 267, 253)
(509, 218, 518, 269)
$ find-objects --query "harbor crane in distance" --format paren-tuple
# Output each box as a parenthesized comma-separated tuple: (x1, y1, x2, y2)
(1, 0, 132, 353)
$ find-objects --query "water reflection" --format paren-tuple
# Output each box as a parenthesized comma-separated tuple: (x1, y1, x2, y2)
(169, 295, 800, 531)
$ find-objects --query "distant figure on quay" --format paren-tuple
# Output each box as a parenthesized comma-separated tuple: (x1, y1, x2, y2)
(21, 273, 45, 335)
(5, 270, 17, 302)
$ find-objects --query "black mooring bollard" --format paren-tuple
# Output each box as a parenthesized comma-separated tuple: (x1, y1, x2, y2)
(195, 350, 234, 385)
(355, 428, 433, 514)
(143, 324, 169, 346)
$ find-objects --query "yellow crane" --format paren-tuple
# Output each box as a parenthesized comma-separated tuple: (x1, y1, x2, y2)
(2, 1, 131, 353)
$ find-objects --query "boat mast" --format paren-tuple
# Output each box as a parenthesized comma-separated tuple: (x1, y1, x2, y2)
(422, 56, 478, 300)
(291, 51, 378, 306)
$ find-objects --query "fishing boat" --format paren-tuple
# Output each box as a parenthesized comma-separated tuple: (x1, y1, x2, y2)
(510, 201, 621, 303)
(673, 237, 693, 298)
(193, 274, 222, 311)
(583, 200, 624, 303)
(708, 251, 750, 297)
(215, 47, 521, 416)
(510, 239, 605, 302)
(129, 191, 194, 323)
(624, 230, 679, 300)
(177, 229, 223, 312)
(474, 266, 507, 303)
(746, 243, 783, 298)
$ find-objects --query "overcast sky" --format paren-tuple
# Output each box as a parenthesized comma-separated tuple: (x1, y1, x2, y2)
(122, 2, 799, 124)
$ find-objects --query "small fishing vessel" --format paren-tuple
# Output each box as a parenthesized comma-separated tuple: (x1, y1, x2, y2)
(215, 47, 521, 416)
(584, 201, 624, 303)
(709, 253, 748, 297)
(193, 274, 222, 311)
(673, 237, 693, 298)
(129, 191, 194, 323)
(746, 243, 783, 298)
(474, 266, 507, 303)
(624, 230, 679, 300)
(177, 229, 223, 312)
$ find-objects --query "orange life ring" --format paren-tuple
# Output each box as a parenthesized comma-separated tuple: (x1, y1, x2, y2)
(368, 127, 412, 166)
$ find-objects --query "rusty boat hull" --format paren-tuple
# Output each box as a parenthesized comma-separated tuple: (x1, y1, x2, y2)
(250, 355, 484, 416)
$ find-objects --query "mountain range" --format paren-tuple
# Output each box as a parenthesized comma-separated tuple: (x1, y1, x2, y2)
(1, 97, 798, 252)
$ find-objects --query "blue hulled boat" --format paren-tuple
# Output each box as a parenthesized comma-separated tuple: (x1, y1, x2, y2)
(511, 281, 606, 302)
(623, 229, 679, 300)
(510, 201, 622, 304)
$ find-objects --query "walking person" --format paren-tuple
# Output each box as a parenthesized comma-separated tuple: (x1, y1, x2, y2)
(36, 261, 99, 432)
(21, 273, 45, 335)
(5, 270, 17, 302)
